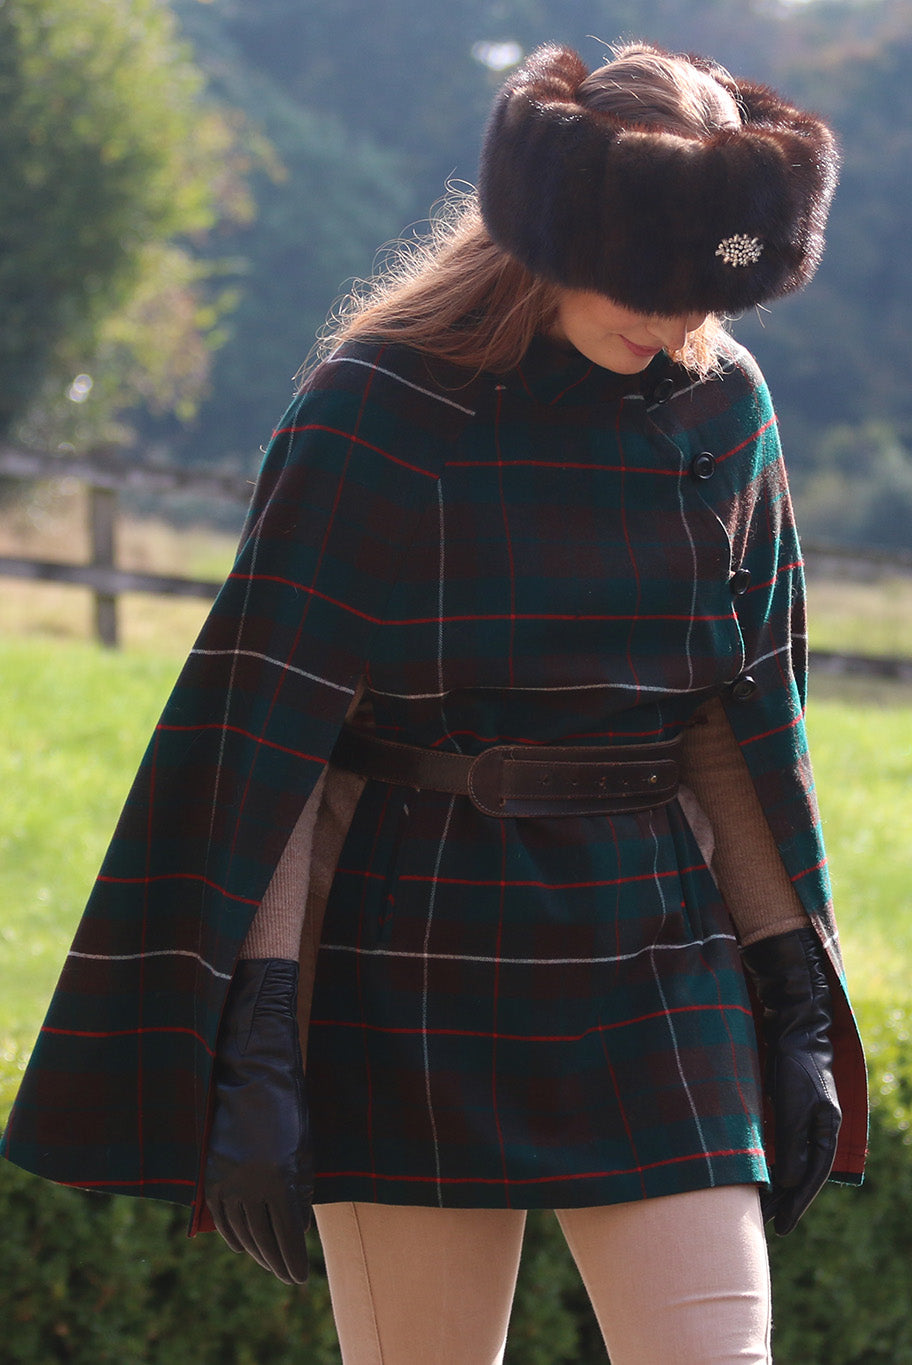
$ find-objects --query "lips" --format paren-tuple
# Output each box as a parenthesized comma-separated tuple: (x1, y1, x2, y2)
(621, 336, 661, 358)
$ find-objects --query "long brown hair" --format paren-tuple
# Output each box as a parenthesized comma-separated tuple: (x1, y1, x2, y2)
(312, 45, 742, 381)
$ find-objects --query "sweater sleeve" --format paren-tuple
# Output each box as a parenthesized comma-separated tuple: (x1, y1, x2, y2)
(679, 697, 809, 946)
(238, 769, 328, 960)
(238, 682, 369, 960)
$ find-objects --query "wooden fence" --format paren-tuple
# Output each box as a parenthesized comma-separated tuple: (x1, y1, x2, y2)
(1, 443, 911, 678)
(0, 444, 250, 646)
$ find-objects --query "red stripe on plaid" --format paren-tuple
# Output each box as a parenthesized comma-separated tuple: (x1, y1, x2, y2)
(736, 711, 804, 747)
(398, 611, 734, 624)
(434, 603, 728, 629)
(790, 857, 828, 884)
(401, 610, 734, 623)
(319, 1147, 767, 1186)
(549, 364, 599, 404)
(746, 559, 803, 594)
(336, 862, 706, 890)
(225, 574, 386, 623)
(718, 415, 777, 463)
(155, 721, 323, 764)
(310, 1001, 754, 1040)
(447, 459, 680, 475)
(602, 1040, 647, 1197)
(218, 588, 735, 627)
(42, 1025, 214, 1051)
(96, 872, 259, 905)
(273, 424, 438, 478)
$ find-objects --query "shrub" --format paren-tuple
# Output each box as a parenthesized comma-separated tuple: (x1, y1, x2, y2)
(0, 1170, 339, 1365)
(767, 1006, 912, 1365)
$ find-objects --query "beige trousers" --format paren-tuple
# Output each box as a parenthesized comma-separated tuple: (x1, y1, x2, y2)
(315, 1184, 771, 1364)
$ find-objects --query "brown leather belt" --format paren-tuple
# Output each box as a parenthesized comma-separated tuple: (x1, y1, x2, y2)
(330, 725, 682, 818)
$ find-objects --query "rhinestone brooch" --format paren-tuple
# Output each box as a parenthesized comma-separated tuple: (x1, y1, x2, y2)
(715, 234, 764, 268)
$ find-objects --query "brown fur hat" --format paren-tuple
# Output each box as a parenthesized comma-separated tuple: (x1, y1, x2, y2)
(477, 44, 840, 315)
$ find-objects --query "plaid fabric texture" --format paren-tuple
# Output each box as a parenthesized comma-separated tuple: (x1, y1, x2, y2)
(1, 335, 867, 1217)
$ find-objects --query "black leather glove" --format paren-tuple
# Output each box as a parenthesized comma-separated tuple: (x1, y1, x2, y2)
(741, 925, 841, 1236)
(204, 958, 313, 1283)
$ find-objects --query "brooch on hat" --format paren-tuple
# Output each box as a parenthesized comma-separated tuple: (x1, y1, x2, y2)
(715, 234, 764, 268)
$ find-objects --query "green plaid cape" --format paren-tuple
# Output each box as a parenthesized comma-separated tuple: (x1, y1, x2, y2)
(1, 335, 867, 1221)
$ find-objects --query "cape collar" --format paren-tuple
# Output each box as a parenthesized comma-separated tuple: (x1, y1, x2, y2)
(511, 334, 675, 407)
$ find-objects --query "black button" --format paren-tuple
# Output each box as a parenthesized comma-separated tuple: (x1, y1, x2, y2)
(730, 568, 752, 596)
(730, 674, 758, 702)
(651, 376, 676, 404)
(691, 452, 716, 480)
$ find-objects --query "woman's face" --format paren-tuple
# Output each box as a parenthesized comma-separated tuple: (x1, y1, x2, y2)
(551, 289, 707, 373)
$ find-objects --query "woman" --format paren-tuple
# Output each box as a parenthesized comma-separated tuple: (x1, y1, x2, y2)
(2, 42, 867, 1364)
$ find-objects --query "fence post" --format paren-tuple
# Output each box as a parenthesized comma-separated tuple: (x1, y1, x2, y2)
(89, 484, 118, 647)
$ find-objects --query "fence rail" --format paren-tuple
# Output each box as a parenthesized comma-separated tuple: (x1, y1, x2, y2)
(0, 553, 223, 600)
(0, 442, 252, 501)
(0, 444, 249, 645)
(1, 444, 910, 670)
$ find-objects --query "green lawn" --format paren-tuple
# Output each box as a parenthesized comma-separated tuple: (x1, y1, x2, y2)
(0, 637, 185, 1112)
(803, 675, 912, 1020)
(1, 635, 910, 1117)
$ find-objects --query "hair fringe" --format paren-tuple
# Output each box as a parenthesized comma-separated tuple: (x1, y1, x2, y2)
(300, 189, 726, 388)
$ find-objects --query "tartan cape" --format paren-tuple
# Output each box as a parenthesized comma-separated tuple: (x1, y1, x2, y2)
(1, 335, 867, 1219)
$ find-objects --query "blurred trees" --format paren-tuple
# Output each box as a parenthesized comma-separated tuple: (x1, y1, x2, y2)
(160, 0, 416, 466)
(0, 0, 250, 447)
(3, 0, 910, 547)
(730, 0, 912, 550)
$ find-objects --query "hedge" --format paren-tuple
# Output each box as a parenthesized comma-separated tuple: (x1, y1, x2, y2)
(0, 1006, 908, 1364)
(765, 1007, 912, 1365)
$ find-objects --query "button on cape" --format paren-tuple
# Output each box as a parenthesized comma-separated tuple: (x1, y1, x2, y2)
(0, 335, 867, 1221)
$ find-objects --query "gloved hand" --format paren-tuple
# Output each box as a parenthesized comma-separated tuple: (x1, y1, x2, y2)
(204, 958, 313, 1283)
(741, 925, 841, 1235)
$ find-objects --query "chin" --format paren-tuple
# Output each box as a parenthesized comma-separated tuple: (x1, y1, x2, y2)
(615, 356, 654, 373)
(589, 348, 654, 374)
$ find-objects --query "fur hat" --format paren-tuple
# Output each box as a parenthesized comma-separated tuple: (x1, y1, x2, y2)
(477, 44, 840, 315)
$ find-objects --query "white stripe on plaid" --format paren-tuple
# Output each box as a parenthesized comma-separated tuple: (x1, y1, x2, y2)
(646, 816, 713, 1177)
(318, 931, 737, 967)
(436, 481, 447, 701)
(327, 354, 477, 415)
(205, 516, 264, 854)
(646, 377, 701, 411)
(746, 642, 794, 671)
(67, 949, 233, 981)
(368, 679, 740, 701)
(190, 648, 357, 696)
(422, 794, 457, 1203)
(436, 481, 464, 753)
